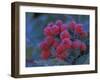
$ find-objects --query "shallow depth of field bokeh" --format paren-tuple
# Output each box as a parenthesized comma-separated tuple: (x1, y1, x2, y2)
(26, 12, 90, 67)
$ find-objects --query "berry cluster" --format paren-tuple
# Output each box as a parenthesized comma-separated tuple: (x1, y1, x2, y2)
(40, 20, 87, 61)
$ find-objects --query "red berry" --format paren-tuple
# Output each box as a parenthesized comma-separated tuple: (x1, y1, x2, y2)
(56, 20, 63, 27)
(56, 20, 63, 31)
(72, 39, 81, 49)
(75, 24, 83, 34)
(69, 20, 76, 31)
(56, 51, 68, 60)
(40, 41, 49, 50)
(41, 20, 87, 61)
(60, 30, 70, 40)
(47, 22, 54, 27)
(52, 40, 59, 48)
(56, 44, 65, 54)
(41, 50, 51, 60)
(45, 36, 55, 46)
(52, 25, 60, 35)
(44, 26, 53, 36)
(56, 53, 65, 60)
(80, 31, 88, 38)
(62, 38, 72, 49)
(80, 42, 87, 51)
(61, 24, 67, 32)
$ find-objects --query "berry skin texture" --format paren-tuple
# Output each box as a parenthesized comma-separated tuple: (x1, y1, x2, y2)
(56, 20, 63, 27)
(44, 26, 53, 36)
(60, 30, 70, 40)
(56, 44, 65, 54)
(75, 24, 83, 34)
(56, 52, 66, 60)
(56, 20, 63, 30)
(62, 38, 72, 49)
(80, 42, 87, 51)
(40, 41, 49, 50)
(61, 24, 67, 32)
(45, 36, 55, 46)
(52, 25, 60, 35)
(69, 20, 76, 31)
(41, 50, 51, 60)
(56, 50, 68, 60)
(52, 40, 59, 48)
(72, 39, 81, 49)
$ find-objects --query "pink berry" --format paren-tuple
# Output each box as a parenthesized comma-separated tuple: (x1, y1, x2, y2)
(56, 44, 65, 54)
(72, 39, 81, 49)
(61, 24, 67, 32)
(75, 24, 83, 34)
(40, 41, 49, 50)
(44, 26, 53, 36)
(62, 38, 72, 49)
(52, 25, 60, 35)
(41, 50, 51, 60)
(56, 20, 63, 30)
(56, 53, 65, 60)
(56, 20, 63, 27)
(52, 40, 59, 48)
(47, 22, 54, 27)
(80, 42, 87, 51)
(41, 20, 87, 61)
(45, 36, 55, 46)
(69, 20, 76, 31)
(56, 51, 68, 60)
(60, 30, 70, 40)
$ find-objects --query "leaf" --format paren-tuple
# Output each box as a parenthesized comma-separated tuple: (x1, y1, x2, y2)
(56, 60, 69, 65)
(32, 47, 41, 60)
(75, 53, 89, 64)
(48, 58, 58, 65)
(26, 47, 33, 59)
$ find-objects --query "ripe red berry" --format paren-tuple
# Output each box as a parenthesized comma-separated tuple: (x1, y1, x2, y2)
(40, 20, 88, 61)
(56, 20, 63, 30)
(62, 38, 72, 49)
(72, 39, 81, 49)
(40, 41, 49, 50)
(80, 42, 87, 51)
(41, 50, 51, 60)
(52, 25, 60, 35)
(61, 24, 67, 32)
(44, 26, 53, 36)
(52, 40, 59, 48)
(69, 20, 76, 31)
(56, 44, 65, 54)
(56, 20, 63, 27)
(45, 36, 55, 46)
(60, 30, 70, 40)
(75, 24, 83, 34)
(56, 51, 68, 60)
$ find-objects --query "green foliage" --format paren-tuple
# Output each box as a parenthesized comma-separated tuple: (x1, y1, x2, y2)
(26, 47, 33, 59)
